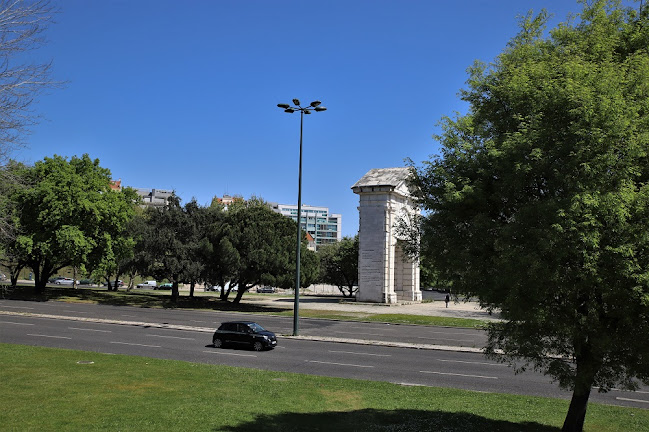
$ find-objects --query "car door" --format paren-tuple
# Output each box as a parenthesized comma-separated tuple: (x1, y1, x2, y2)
(236, 323, 251, 346)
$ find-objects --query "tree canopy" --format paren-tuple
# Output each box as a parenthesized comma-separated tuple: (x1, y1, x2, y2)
(317, 235, 358, 297)
(407, 1, 649, 431)
(9, 154, 137, 291)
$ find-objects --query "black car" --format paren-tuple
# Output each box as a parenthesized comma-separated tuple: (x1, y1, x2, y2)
(212, 321, 277, 351)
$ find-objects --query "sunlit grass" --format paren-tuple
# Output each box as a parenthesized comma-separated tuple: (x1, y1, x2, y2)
(2, 344, 646, 431)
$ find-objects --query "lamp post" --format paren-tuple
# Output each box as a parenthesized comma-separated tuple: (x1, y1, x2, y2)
(277, 99, 327, 336)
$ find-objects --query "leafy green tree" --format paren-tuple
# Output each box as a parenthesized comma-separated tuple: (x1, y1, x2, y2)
(407, 2, 649, 431)
(136, 195, 189, 302)
(11, 154, 136, 292)
(317, 236, 358, 297)
(206, 198, 315, 303)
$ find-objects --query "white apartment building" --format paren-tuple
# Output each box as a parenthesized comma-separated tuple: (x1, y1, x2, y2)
(134, 188, 173, 207)
(270, 203, 342, 249)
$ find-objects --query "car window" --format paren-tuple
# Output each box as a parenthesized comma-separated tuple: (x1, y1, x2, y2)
(248, 323, 265, 333)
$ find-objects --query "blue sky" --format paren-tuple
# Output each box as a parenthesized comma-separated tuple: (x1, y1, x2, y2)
(18, 0, 609, 236)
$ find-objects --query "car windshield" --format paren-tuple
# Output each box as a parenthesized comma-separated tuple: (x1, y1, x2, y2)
(248, 323, 266, 333)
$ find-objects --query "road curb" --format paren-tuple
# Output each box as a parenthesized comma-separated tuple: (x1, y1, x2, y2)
(0, 310, 485, 354)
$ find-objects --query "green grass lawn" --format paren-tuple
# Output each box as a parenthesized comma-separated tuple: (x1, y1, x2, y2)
(5, 285, 487, 328)
(1, 344, 646, 432)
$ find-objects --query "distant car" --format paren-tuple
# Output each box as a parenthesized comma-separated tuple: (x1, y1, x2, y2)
(79, 278, 94, 285)
(49, 276, 65, 283)
(156, 282, 173, 290)
(102, 280, 123, 287)
(212, 321, 277, 351)
(256, 286, 275, 293)
(137, 280, 157, 289)
(55, 277, 77, 285)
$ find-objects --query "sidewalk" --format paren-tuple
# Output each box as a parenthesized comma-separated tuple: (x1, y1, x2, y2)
(244, 294, 501, 321)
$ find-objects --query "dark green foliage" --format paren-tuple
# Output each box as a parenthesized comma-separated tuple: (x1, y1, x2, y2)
(408, 2, 649, 431)
(317, 235, 358, 297)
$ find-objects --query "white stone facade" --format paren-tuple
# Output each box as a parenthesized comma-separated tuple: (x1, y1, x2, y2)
(351, 168, 422, 303)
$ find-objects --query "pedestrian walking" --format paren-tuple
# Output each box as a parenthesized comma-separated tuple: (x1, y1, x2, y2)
(445, 294, 450, 308)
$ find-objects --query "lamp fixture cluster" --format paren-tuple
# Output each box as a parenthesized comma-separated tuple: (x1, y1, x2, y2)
(277, 99, 327, 114)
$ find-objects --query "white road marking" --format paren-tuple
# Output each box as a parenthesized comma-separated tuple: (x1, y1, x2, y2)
(1, 305, 34, 309)
(27, 334, 71, 339)
(68, 327, 111, 333)
(437, 358, 506, 366)
(328, 350, 391, 357)
(63, 310, 87, 314)
(202, 350, 257, 357)
(616, 397, 649, 404)
(0, 321, 34, 325)
(307, 360, 374, 368)
(110, 341, 161, 348)
(416, 336, 475, 343)
(427, 330, 482, 337)
(121, 314, 136, 318)
(420, 370, 497, 379)
(147, 334, 195, 340)
(190, 320, 205, 323)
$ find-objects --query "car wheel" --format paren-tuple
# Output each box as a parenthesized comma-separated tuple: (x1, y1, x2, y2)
(252, 341, 264, 352)
(213, 338, 223, 348)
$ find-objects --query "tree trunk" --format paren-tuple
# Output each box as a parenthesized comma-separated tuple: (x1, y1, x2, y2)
(562, 384, 591, 432)
(232, 285, 245, 304)
(171, 279, 179, 302)
(562, 353, 596, 432)
(189, 281, 195, 298)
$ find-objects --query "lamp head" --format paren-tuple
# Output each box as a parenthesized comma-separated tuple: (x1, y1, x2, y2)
(292, 98, 301, 106)
(277, 103, 290, 109)
(310, 100, 321, 107)
(314, 106, 327, 112)
(284, 108, 295, 113)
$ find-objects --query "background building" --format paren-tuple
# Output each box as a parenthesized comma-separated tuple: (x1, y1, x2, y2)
(134, 188, 173, 208)
(270, 203, 342, 249)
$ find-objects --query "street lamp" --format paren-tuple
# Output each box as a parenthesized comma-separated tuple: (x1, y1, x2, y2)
(277, 98, 327, 336)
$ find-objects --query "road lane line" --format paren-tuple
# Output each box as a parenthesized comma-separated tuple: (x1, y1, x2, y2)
(63, 310, 87, 314)
(416, 336, 475, 343)
(437, 358, 506, 367)
(328, 350, 391, 357)
(616, 397, 649, 404)
(0, 321, 34, 325)
(420, 370, 497, 379)
(27, 334, 71, 339)
(428, 330, 483, 337)
(307, 360, 374, 368)
(202, 350, 257, 357)
(147, 334, 195, 340)
(1, 305, 34, 310)
(68, 327, 112, 333)
(110, 341, 161, 348)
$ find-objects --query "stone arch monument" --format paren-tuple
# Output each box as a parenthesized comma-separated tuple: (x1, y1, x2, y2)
(351, 167, 422, 303)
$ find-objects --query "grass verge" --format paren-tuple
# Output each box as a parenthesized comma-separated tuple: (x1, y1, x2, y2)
(6, 285, 487, 328)
(1, 344, 646, 432)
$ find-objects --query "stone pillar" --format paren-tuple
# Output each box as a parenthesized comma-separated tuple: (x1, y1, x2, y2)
(352, 168, 422, 304)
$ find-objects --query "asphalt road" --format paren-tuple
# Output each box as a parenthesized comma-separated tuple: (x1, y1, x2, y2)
(1, 300, 648, 410)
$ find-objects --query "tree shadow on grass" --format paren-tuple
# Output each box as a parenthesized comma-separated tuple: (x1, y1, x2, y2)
(217, 408, 559, 432)
(5, 285, 291, 313)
